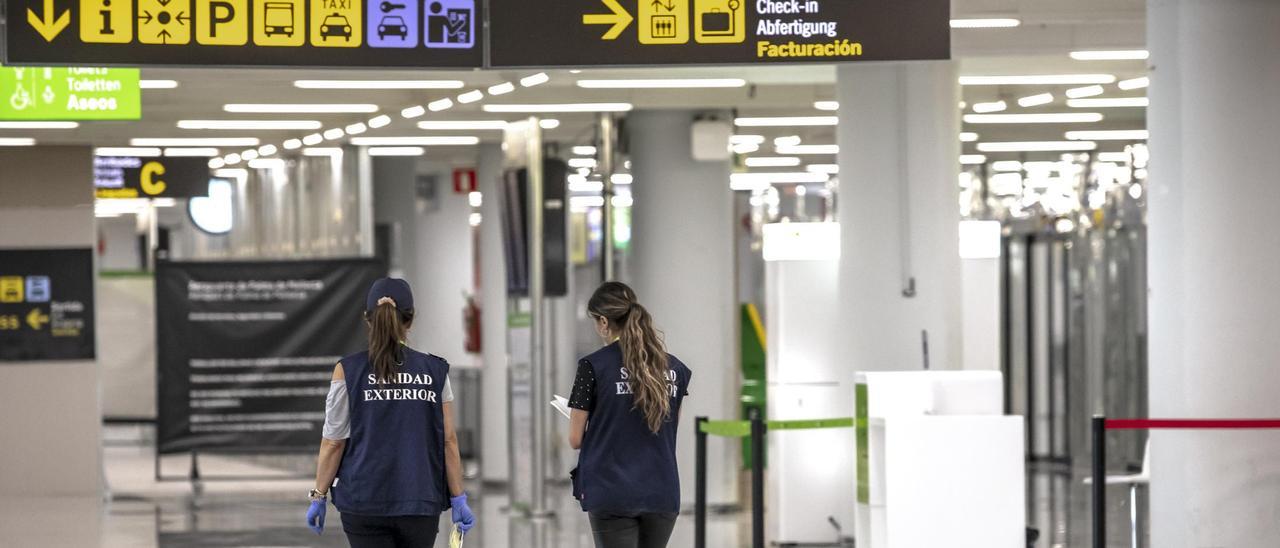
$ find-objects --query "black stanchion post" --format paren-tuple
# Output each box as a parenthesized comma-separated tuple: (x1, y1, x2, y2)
(695, 416, 708, 548)
(1092, 415, 1105, 548)
(750, 409, 765, 548)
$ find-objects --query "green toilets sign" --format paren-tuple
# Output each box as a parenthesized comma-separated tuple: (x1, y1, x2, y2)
(1, 66, 140, 120)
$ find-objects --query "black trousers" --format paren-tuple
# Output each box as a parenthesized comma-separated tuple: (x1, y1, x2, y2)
(588, 511, 678, 548)
(340, 513, 440, 548)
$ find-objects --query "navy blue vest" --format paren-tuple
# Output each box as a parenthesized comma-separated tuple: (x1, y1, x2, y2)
(576, 343, 692, 514)
(332, 347, 451, 516)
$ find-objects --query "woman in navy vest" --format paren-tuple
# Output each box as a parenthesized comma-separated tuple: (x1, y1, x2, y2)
(568, 281, 693, 548)
(305, 278, 476, 547)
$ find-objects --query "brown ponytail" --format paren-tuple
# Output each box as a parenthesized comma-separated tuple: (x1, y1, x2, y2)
(367, 302, 412, 384)
(588, 282, 671, 433)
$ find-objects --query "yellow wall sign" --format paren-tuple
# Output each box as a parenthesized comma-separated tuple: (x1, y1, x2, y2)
(196, 0, 248, 45)
(80, 0, 134, 43)
(0, 277, 23, 304)
(252, 0, 305, 46)
(638, 0, 687, 44)
(310, 0, 361, 47)
(693, 0, 743, 44)
(138, 0, 192, 44)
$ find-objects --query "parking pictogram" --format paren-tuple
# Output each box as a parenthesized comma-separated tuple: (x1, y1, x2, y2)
(196, 0, 247, 45)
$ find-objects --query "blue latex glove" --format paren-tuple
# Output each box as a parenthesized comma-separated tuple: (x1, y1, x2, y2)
(451, 492, 476, 533)
(306, 499, 326, 535)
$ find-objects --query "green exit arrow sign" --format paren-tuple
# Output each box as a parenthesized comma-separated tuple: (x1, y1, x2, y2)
(1, 66, 141, 120)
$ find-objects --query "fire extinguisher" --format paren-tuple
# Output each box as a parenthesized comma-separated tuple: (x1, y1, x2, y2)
(463, 293, 481, 353)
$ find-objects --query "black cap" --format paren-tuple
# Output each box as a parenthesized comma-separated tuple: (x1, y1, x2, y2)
(366, 278, 414, 314)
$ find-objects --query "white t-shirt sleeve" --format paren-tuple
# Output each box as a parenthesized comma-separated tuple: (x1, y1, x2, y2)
(322, 380, 351, 440)
(443, 376, 454, 403)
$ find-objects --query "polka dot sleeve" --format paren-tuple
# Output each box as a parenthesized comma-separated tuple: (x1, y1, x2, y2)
(568, 360, 596, 412)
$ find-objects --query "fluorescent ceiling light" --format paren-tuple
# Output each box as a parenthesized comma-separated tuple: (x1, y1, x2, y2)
(972, 100, 1006, 113)
(1098, 152, 1130, 162)
(177, 120, 322, 130)
(483, 103, 633, 113)
(977, 141, 1098, 152)
(140, 79, 179, 89)
(131, 137, 260, 147)
(806, 164, 839, 174)
(302, 147, 344, 157)
(367, 147, 426, 156)
(731, 134, 766, 145)
(1066, 85, 1105, 99)
(576, 78, 746, 89)
(568, 158, 597, 169)
(345, 123, 368, 135)
(429, 98, 454, 112)
(520, 73, 550, 87)
(95, 147, 161, 157)
(814, 100, 839, 111)
(488, 82, 515, 95)
(540, 119, 561, 129)
(773, 135, 802, 148)
(302, 133, 323, 146)
(248, 158, 286, 169)
(1118, 77, 1150, 90)
(777, 144, 838, 155)
(1017, 93, 1054, 107)
(730, 172, 829, 191)
(959, 154, 986, 165)
(964, 113, 1104, 124)
(283, 139, 302, 150)
(0, 121, 78, 129)
(1070, 50, 1149, 61)
(350, 136, 480, 146)
(734, 116, 838, 127)
(223, 104, 378, 113)
(950, 18, 1020, 28)
(732, 142, 760, 154)
(241, 149, 259, 160)
(223, 153, 242, 165)
(323, 128, 345, 140)
(992, 160, 1023, 171)
(0, 138, 37, 146)
(401, 105, 427, 119)
(569, 179, 604, 193)
(208, 158, 225, 169)
(745, 156, 802, 167)
(457, 90, 485, 104)
(164, 147, 219, 157)
(293, 80, 464, 90)
(1065, 130, 1149, 140)
(611, 173, 633, 184)
(572, 146, 597, 156)
(571, 196, 606, 209)
(368, 115, 392, 128)
(257, 144, 277, 156)
(1067, 97, 1149, 108)
(960, 132, 979, 142)
(418, 120, 508, 130)
(960, 74, 1117, 86)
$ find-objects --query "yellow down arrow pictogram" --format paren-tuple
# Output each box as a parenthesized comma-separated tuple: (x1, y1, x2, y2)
(583, 0, 633, 40)
(27, 0, 71, 42)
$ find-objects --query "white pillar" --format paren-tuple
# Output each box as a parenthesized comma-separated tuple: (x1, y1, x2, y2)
(476, 143, 510, 482)
(628, 110, 737, 505)
(836, 62, 962, 372)
(1147, 1, 1280, 545)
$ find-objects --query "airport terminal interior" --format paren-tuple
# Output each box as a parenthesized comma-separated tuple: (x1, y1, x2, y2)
(2, 0, 1279, 546)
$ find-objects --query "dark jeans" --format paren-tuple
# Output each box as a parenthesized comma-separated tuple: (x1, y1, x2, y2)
(588, 511, 678, 548)
(340, 513, 439, 548)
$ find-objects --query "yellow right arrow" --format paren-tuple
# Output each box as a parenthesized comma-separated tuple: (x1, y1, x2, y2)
(27, 0, 71, 42)
(583, 0, 633, 40)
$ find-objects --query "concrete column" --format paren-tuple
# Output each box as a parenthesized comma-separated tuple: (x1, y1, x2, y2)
(413, 159, 475, 365)
(627, 110, 737, 504)
(836, 62, 962, 372)
(0, 146, 103, 500)
(1147, 1, 1280, 545)
(476, 143, 510, 482)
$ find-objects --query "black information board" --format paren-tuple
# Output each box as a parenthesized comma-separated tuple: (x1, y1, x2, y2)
(156, 258, 384, 454)
(4, 0, 482, 67)
(489, 0, 949, 67)
(95, 156, 211, 199)
(0, 248, 96, 362)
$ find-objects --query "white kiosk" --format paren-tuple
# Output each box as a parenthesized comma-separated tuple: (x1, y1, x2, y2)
(855, 371, 1025, 548)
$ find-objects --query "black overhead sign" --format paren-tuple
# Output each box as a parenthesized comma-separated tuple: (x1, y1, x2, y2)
(94, 156, 212, 199)
(0, 248, 96, 362)
(3, 0, 482, 67)
(488, 0, 950, 67)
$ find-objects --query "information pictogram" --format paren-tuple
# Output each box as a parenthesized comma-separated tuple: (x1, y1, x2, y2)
(639, 0, 688, 44)
(311, 0, 362, 47)
(253, 0, 304, 46)
(0, 277, 24, 304)
(196, 0, 247, 45)
(367, 0, 418, 48)
(693, 0, 742, 43)
(582, 0, 632, 40)
(138, 0, 192, 44)
(423, 0, 473, 48)
(81, 0, 134, 43)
